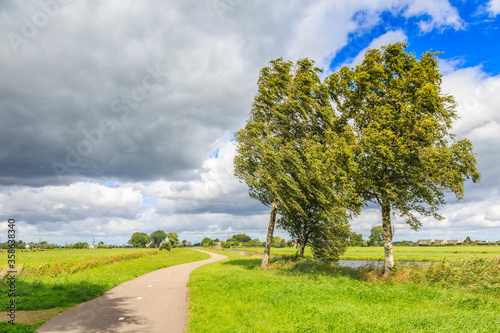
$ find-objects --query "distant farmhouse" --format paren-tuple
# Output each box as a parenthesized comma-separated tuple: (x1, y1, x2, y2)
(416, 239, 467, 245)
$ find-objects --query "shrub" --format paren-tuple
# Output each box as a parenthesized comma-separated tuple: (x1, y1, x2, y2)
(159, 242, 172, 251)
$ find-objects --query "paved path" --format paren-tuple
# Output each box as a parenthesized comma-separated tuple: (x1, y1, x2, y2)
(37, 250, 227, 333)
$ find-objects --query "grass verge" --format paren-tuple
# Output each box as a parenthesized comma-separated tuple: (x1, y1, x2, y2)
(187, 251, 500, 332)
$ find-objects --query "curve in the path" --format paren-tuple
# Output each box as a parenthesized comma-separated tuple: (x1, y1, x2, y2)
(37, 250, 227, 333)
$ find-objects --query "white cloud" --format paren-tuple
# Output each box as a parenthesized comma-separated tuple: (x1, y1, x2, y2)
(401, 0, 465, 32)
(486, 0, 500, 16)
(343, 29, 408, 67)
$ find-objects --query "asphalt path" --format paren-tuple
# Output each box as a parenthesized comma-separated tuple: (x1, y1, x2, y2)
(37, 250, 227, 333)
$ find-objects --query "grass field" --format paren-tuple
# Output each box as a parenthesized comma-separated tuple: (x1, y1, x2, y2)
(0, 248, 210, 332)
(0, 247, 156, 267)
(233, 245, 500, 261)
(187, 250, 500, 332)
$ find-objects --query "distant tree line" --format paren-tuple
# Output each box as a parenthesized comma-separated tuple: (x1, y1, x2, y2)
(127, 230, 191, 251)
(199, 234, 294, 249)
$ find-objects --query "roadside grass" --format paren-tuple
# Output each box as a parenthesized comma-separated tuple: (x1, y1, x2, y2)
(0, 248, 209, 332)
(232, 245, 500, 261)
(187, 251, 500, 333)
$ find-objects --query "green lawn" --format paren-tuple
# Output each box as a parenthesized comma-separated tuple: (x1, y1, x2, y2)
(233, 245, 500, 261)
(0, 248, 210, 332)
(187, 251, 500, 332)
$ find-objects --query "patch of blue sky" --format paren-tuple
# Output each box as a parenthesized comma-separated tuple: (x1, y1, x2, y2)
(209, 147, 220, 159)
(330, 2, 500, 75)
(104, 180, 116, 187)
(140, 191, 157, 204)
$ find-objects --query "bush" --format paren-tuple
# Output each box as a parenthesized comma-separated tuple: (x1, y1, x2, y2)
(159, 242, 172, 251)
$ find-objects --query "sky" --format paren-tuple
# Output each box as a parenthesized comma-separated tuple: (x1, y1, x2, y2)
(1, 0, 499, 245)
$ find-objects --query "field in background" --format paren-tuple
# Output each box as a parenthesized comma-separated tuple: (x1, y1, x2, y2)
(233, 245, 500, 261)
(188, 250, 500, 332)
(0, 247, 156, 268)
(0, 248, 210, 332)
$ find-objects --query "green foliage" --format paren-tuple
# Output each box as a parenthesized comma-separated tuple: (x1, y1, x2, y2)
(309, 215, 352, 261)
(326, 43, 481, 270)
(167, 232, 180, 248)
(231, 234, 251, 243)
(235, 57, 362, 265)
(182, 239, 187, 247)
(72, 242, 89, 249)
(127, 232, 149, 248)
(368, 226, 384, 246)
(159, 241, 172, 251)
(350, 232, 364, 246)
(201, 238, 214, 248)
(149, 230, 167, 247)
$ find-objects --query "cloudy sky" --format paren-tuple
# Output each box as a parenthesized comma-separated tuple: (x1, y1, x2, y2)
(1, 0, 499, 245)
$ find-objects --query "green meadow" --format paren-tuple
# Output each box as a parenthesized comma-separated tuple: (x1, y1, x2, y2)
(233, 245, 500, 261)
(188, 250, 500, 332)
(1, 247, 155, 266)
(0, 248, 209, 332)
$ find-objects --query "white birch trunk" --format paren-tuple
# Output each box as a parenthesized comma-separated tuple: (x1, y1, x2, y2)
(261, 198, 278, 269)
(382, 195, 394, 275)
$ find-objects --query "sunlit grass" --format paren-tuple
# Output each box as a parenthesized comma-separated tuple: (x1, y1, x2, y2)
(187, 251, 500, 333)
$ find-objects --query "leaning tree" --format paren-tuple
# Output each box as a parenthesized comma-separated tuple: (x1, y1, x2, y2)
(326, 42, 481, 274)
(235, 57, 361, 268)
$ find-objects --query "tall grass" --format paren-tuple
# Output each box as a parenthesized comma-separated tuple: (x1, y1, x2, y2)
(271, 255, 500, 294)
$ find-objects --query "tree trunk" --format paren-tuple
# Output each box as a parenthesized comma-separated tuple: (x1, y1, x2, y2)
(261, 198, 278, 268)
(382, 194, 394, 275)
(299, 232, 308, 257)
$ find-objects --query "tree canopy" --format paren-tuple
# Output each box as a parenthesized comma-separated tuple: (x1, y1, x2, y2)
(128, 232, 149, 248)
(235, 57, 361, 267)
(368, 226, 384, 246)
(326, 42, 481, 273)
(149, 230, 167, 248)
(167, 232, 180, 248)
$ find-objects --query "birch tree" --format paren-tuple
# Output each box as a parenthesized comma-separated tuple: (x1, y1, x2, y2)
(235, 58, 361, 268)
(326, 43, 481, 274)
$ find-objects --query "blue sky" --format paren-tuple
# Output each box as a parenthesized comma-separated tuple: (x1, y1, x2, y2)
(1, 0, 499, 245)
(332, 1, 500, 75)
